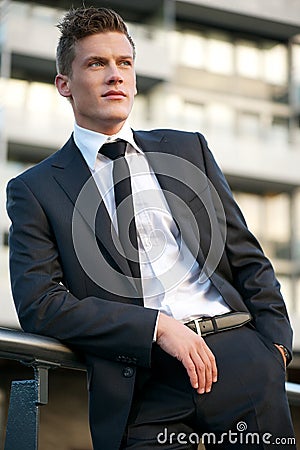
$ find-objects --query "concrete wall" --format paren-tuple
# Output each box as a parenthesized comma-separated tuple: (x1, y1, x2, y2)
(185, 0, 300, 26)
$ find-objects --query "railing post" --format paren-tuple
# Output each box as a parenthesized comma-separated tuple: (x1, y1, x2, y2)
(4, 360, 56, 450)
(0, 328, 86, 449)
(4, 378, 40, 450)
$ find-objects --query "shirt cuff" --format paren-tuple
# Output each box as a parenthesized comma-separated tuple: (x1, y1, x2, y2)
(152, 312, 160, 342)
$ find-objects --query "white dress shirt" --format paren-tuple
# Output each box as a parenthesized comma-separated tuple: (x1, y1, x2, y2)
(74, 121, 231, 323)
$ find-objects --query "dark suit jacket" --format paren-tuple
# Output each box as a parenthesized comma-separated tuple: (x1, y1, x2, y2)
(6, 129, 292, 449)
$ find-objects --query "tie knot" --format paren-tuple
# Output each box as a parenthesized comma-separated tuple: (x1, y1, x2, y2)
(99, 140, 127, 160)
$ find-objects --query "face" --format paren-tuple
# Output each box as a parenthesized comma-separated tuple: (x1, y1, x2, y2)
(55, 32, 137, 135)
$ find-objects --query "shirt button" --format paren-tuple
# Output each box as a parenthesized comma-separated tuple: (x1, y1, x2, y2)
(122, 367, 134, 378)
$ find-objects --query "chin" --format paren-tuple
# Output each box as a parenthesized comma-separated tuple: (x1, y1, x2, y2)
(108, 113, 130, 124)
(105, 104, 132, 119)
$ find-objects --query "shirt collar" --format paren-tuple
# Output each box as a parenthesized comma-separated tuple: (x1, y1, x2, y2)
(73, 121, 141, 170)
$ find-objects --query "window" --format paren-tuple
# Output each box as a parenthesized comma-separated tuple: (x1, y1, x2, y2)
(292, 42, 300, 83)
(182, 101, 205, 130)
(205, 35, 234, 75)
(263, 43, 287, 85)
(236, 40, 261, 79)
(179, 32, 205, 69)
(238, 111, 260, 137)
(233, 192, 263, 237)
(292, 42, 300, 108)
(206, 103, 235, 135)
(278, 275, 293, 312)
(270, 116, 289, 143)
(233, 192, 291, 261)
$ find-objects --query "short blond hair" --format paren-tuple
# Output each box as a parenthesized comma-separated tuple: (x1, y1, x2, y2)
(56, 6, 135, 76)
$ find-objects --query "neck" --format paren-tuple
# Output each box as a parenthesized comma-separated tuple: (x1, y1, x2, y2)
(75, 119, 126, 136)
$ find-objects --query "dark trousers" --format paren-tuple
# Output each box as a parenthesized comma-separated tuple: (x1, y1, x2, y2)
(122, 326, 296, 449)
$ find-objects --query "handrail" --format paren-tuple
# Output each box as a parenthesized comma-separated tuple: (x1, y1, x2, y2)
(0, 327, 300, 398)
(0, 327, 86, 450)
(0, 327, 299, 450)
(0, 327, 85, 370)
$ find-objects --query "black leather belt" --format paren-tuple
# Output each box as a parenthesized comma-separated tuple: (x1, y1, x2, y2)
(185, 312, 252, 337)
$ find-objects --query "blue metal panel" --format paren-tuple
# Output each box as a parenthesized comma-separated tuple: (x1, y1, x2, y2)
(4, 379, 39, 450)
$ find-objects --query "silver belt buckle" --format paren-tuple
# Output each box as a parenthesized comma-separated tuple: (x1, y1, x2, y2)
(193, 318, 202, 336)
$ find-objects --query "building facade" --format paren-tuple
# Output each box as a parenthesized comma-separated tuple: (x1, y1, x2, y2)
(1, 0, 300, 348)
(0, 0, 300, 446)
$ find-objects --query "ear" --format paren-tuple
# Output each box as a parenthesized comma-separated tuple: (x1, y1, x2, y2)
(55, 74, 72, 98)
(134, 73, 138, 96)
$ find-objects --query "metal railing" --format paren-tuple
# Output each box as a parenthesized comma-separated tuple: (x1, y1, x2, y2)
(0, 327, 85, 450)
(0, 327, 300, 450)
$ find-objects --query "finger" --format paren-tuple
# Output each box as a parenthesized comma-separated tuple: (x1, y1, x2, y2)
(187, 347, 208, 394)
(182, 355, 201, 390)
(194, 350, 211, 394)
(193, 341, 217, 394)
(204, 354, 214, 393)
(205, 343, 218, 383)
(193, 353, 207, 393)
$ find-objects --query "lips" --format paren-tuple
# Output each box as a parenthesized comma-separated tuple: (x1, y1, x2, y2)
(102, 90, 126, 98)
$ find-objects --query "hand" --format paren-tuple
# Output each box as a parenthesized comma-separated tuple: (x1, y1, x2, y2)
(156, 313, 218, 394)
(274, 344, 287, 367)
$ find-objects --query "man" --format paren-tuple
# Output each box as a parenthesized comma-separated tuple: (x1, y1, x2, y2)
(6, 6, 295, 449)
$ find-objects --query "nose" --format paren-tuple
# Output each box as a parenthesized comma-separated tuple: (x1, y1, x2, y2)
(106, 64, 123, 85)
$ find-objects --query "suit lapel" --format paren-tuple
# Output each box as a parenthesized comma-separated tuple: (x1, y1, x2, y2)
(51, 132, 221, 297)
(133, 131, 207, 265)
(51, 136, 133, 280)
(134, 131, 231, 294)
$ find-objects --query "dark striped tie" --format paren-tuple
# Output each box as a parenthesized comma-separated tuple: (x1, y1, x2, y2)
(99, 140, 141, 283)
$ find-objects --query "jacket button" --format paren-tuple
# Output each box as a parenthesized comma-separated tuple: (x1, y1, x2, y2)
(122, 367, 134, 378)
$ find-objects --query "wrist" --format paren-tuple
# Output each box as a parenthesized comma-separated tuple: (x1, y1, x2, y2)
(274, 344, 290, 366)
(157, 312, 171, 338)
(152, 312, 160, 342)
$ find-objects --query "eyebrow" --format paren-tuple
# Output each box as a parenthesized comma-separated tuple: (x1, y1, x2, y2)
(85, 54, 134, 62)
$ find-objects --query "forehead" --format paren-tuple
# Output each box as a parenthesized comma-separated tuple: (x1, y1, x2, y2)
(74, 32, 134, 58)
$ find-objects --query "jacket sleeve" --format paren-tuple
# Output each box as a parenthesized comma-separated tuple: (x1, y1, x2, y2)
(197, 132, 293, 355)
(6, 175, 158, 368)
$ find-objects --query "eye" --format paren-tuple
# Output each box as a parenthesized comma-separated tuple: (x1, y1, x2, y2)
(120, 60, 132, 67)
(88, 60, 104, 68)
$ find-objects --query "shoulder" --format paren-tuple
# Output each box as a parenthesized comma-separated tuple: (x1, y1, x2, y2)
(136, 128, 206, 140)
(8, 136, 75, 185)
(134, 129, 208, 155)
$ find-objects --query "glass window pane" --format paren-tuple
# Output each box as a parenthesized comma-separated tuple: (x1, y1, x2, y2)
(183, 102, 205, 130)
(206, 103, 234, 132)
(179, 32, 205, 69)
(263, 43, 287, 85)
(236, 41, 261, 79)
(265, 194, 290, 242)
(233, 193, 262, 236)
(238, 111, 260, 136)
(296, 278, 300, 314)
(206, 38, 234, 75)
(3, 79, 27, 108)
(292, 43, 300, 83)
(292, 43, 300, 107)
(277, 275, 292, 312)
(270, 116, 289, 143)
